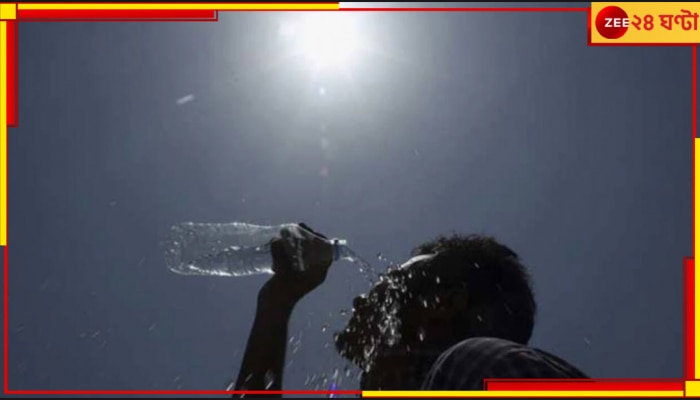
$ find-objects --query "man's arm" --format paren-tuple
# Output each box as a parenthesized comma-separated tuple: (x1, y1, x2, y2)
(232, 224, 334, 398)
(233, 277, 297, 397)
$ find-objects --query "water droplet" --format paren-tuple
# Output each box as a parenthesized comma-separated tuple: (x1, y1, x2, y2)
(504, 304, 513, 315)
(474, 262, 480, 269)
(321, 324, 329, 332)
(435, 276, 441, 284)
(417, 327, 425, 342)
(583, 337, 592, 347)
(421, 299, 428, 308)
(339, 309, 348, 316)
(148, 322, 158, 332)
(264, 370, 276, 389)
(477, 314, 483, 323)
(224, 380, 235, 391)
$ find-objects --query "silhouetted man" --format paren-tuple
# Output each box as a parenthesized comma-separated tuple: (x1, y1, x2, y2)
(233, 224, 587, 396)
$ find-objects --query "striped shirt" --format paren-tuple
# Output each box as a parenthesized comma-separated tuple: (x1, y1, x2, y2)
(422, 337, 589, 390)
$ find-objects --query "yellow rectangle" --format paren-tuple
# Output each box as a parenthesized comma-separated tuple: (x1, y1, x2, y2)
(591, 2, 700, 44)
(0, 3, 17, 20)
(362, 391, 684, 398)
(686, 380, 700, 397)
(17, 3, 339, 11)
(0, 21, 6, 246)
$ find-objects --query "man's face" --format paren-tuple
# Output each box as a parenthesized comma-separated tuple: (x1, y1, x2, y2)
(334, 254, 436, 368)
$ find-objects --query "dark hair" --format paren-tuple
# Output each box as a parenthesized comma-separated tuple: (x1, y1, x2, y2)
(411, 234, 536, 345)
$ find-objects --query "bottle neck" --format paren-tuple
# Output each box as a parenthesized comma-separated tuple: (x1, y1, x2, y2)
(331, 239, 348, 262)
(332, 239, 341, 262)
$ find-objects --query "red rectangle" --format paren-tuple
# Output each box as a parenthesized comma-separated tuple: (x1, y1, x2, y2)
(485, 380, 685, 392)
(5, 20, 16, 127)
(17, 9, 218, 21)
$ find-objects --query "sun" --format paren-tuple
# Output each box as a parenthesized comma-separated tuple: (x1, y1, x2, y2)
(280, 13, 361, 71)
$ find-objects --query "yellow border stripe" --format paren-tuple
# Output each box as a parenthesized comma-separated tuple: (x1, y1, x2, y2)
(687, 380, 700, 397)
(17, 3, 339, 11)
(0, 21, 6, 246)
(696, 139, 700, 380)
(362, 391, 684, 398)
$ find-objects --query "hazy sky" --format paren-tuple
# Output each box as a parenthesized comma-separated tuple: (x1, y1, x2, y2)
(4, 2, 694, 395)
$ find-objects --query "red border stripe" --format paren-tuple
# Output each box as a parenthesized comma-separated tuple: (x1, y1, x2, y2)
(17, 9, 218, 21)
(486, 380, 685, 392)
(6, 21, 16, 127)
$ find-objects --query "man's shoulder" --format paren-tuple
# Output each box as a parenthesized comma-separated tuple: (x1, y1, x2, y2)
(421, 337, 589, 390)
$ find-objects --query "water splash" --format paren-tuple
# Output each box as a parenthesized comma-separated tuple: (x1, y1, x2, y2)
(176, 94, 195, 105)
(264, 370, 276, 389)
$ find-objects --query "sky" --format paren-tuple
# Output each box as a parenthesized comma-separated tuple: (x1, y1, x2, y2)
(3, 2, 695, 396)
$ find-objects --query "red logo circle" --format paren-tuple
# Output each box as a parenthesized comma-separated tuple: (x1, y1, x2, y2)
(595, 6, 629, 39)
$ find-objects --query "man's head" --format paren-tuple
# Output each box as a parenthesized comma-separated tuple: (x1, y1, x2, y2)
(334, 234, 536, 371)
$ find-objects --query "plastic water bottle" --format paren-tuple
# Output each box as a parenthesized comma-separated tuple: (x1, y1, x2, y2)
(163, 222, 355, 277)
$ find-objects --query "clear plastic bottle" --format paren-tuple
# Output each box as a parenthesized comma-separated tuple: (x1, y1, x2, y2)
(163, 222, 355, 277)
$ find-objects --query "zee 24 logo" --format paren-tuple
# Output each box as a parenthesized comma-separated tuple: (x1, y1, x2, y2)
(595, 5, 699, 39)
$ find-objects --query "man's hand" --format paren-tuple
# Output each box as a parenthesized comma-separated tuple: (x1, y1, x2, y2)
(263, 223, 334, 306)
(233, 223, 335, 397)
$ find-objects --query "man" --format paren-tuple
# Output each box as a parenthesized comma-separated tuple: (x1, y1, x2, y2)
(233, 224, 587, 396)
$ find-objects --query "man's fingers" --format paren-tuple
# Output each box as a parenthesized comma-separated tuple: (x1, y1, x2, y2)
(298, 222, 329, 240)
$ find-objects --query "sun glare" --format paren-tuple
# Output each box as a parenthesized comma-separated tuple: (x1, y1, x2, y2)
(280, 13, 361, 71)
